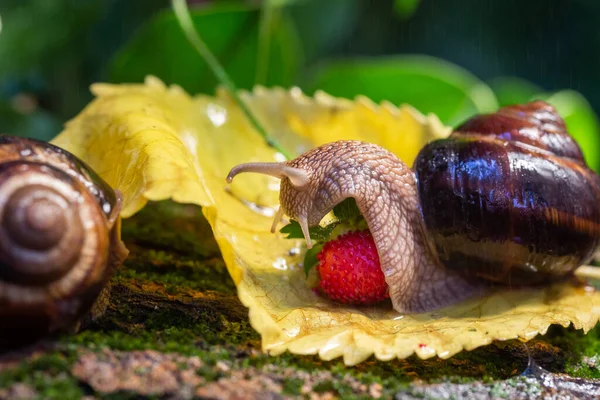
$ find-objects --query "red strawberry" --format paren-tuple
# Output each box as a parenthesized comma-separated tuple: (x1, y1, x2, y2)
(316, 230, 389, 305)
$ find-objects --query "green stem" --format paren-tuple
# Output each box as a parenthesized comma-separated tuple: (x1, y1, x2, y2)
(256, 2, 276, 85)
(171, 0, 292, 160)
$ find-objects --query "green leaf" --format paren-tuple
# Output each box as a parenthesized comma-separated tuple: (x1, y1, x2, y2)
(305, 55, 498, 127)
(109, 3, 302, 95)
(303, 243, 323, 277)
(488, 76, 542, 107)
(540, 90, 600, 172)
(287, 0, 360, 63)
(279, 220, 338, 242)
(0, 101, 61, 142)
(394, 0, 421, 20)
(332, 197, 362, 221)
(279, 221, 304, 239)
(280, 199, 363, 245)
(0, 0, 100, 77)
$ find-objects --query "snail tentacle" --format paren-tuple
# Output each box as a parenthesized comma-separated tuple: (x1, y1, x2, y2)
(226, 162, 310, 187)
(270, 206, 285, 234)
(227, 161, 313, 246)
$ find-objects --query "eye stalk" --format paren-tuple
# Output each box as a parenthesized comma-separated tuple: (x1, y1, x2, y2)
(227, 161, 313, 247)
(226, 161, 310, 187)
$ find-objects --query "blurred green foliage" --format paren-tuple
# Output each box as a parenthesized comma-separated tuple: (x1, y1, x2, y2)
(306, 55, 498, 127)
(0, 0, 599, 170)
(110, 3, 302, 94)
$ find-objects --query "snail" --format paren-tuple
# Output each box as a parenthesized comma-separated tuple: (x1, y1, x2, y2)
(227, 101, 600, 314)
(0, 134, 128, 347)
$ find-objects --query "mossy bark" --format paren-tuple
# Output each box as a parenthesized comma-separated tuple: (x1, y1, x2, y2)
(1, 201, 600, 399)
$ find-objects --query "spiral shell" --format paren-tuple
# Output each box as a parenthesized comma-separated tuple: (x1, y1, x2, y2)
(0, 135, 128, 347)
(414, 101, 600, 286)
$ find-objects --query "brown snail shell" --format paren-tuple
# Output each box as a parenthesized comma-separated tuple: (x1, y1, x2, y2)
(226, 101, 600, 314)
(0, 135, 128, 348)
(415, 101, 600, 286)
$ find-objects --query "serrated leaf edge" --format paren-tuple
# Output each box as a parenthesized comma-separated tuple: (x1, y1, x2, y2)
(57, 76, 600, 367)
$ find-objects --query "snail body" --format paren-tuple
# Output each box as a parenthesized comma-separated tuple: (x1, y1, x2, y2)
(0, 135, 128, 347)
(227, 101, 600, 314)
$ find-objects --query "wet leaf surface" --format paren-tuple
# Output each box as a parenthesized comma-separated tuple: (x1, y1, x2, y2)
(50, 77, 600, 365)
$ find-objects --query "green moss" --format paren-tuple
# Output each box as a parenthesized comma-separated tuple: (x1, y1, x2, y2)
(312, 380, 335, 393)
(241, 340, 532, 392)
(71, 288, 258, 351)
(7, 327, 596, 400)
(63, 316, 538, 396)
(115, 251, 236, 295)
(196, 364, 224, 382)
(0, 351, 84, 399)
(3, 199, 600, 398)
(0, 352, 71, 386)
(282, 377, 304, 395)
(545, 325, 600, 379)
(488, 382, 510, 399)
(116, 200, 237, 296)
(120, 201, 220, 259)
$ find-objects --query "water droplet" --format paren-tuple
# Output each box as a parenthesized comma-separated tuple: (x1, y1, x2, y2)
(283, 327, 300, 337)
(274, 152, 287, 162)
(224, 187, 277, 217)
(206, 103, 227, 127)
(272, 257, 288, 270)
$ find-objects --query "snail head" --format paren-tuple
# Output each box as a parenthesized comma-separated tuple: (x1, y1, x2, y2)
(227, 159, 324, 248)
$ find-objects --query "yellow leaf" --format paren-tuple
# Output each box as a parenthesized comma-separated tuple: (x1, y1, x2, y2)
(52, 76, 600, 366)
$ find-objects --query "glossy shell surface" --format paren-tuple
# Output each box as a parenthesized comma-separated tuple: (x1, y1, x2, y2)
(414, 102, 600, 285)
(0, 135, 126, 347)
(0, 135, 118, 218)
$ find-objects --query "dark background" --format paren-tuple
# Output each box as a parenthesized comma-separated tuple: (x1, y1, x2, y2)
(1, 0, 598, 169)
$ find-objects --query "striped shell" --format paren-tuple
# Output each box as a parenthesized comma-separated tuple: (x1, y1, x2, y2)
(415, 101, 600, 285)
(0, 135, 128, 347)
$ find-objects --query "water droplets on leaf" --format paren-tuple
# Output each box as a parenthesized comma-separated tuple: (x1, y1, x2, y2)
(51, 76, 600, 365)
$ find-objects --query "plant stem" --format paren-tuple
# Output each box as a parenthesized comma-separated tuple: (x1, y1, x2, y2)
(256, 1, 277, 85)
(171, 0, 292, 160)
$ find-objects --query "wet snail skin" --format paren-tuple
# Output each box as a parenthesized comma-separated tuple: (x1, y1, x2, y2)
(227, 101, 600, 313)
